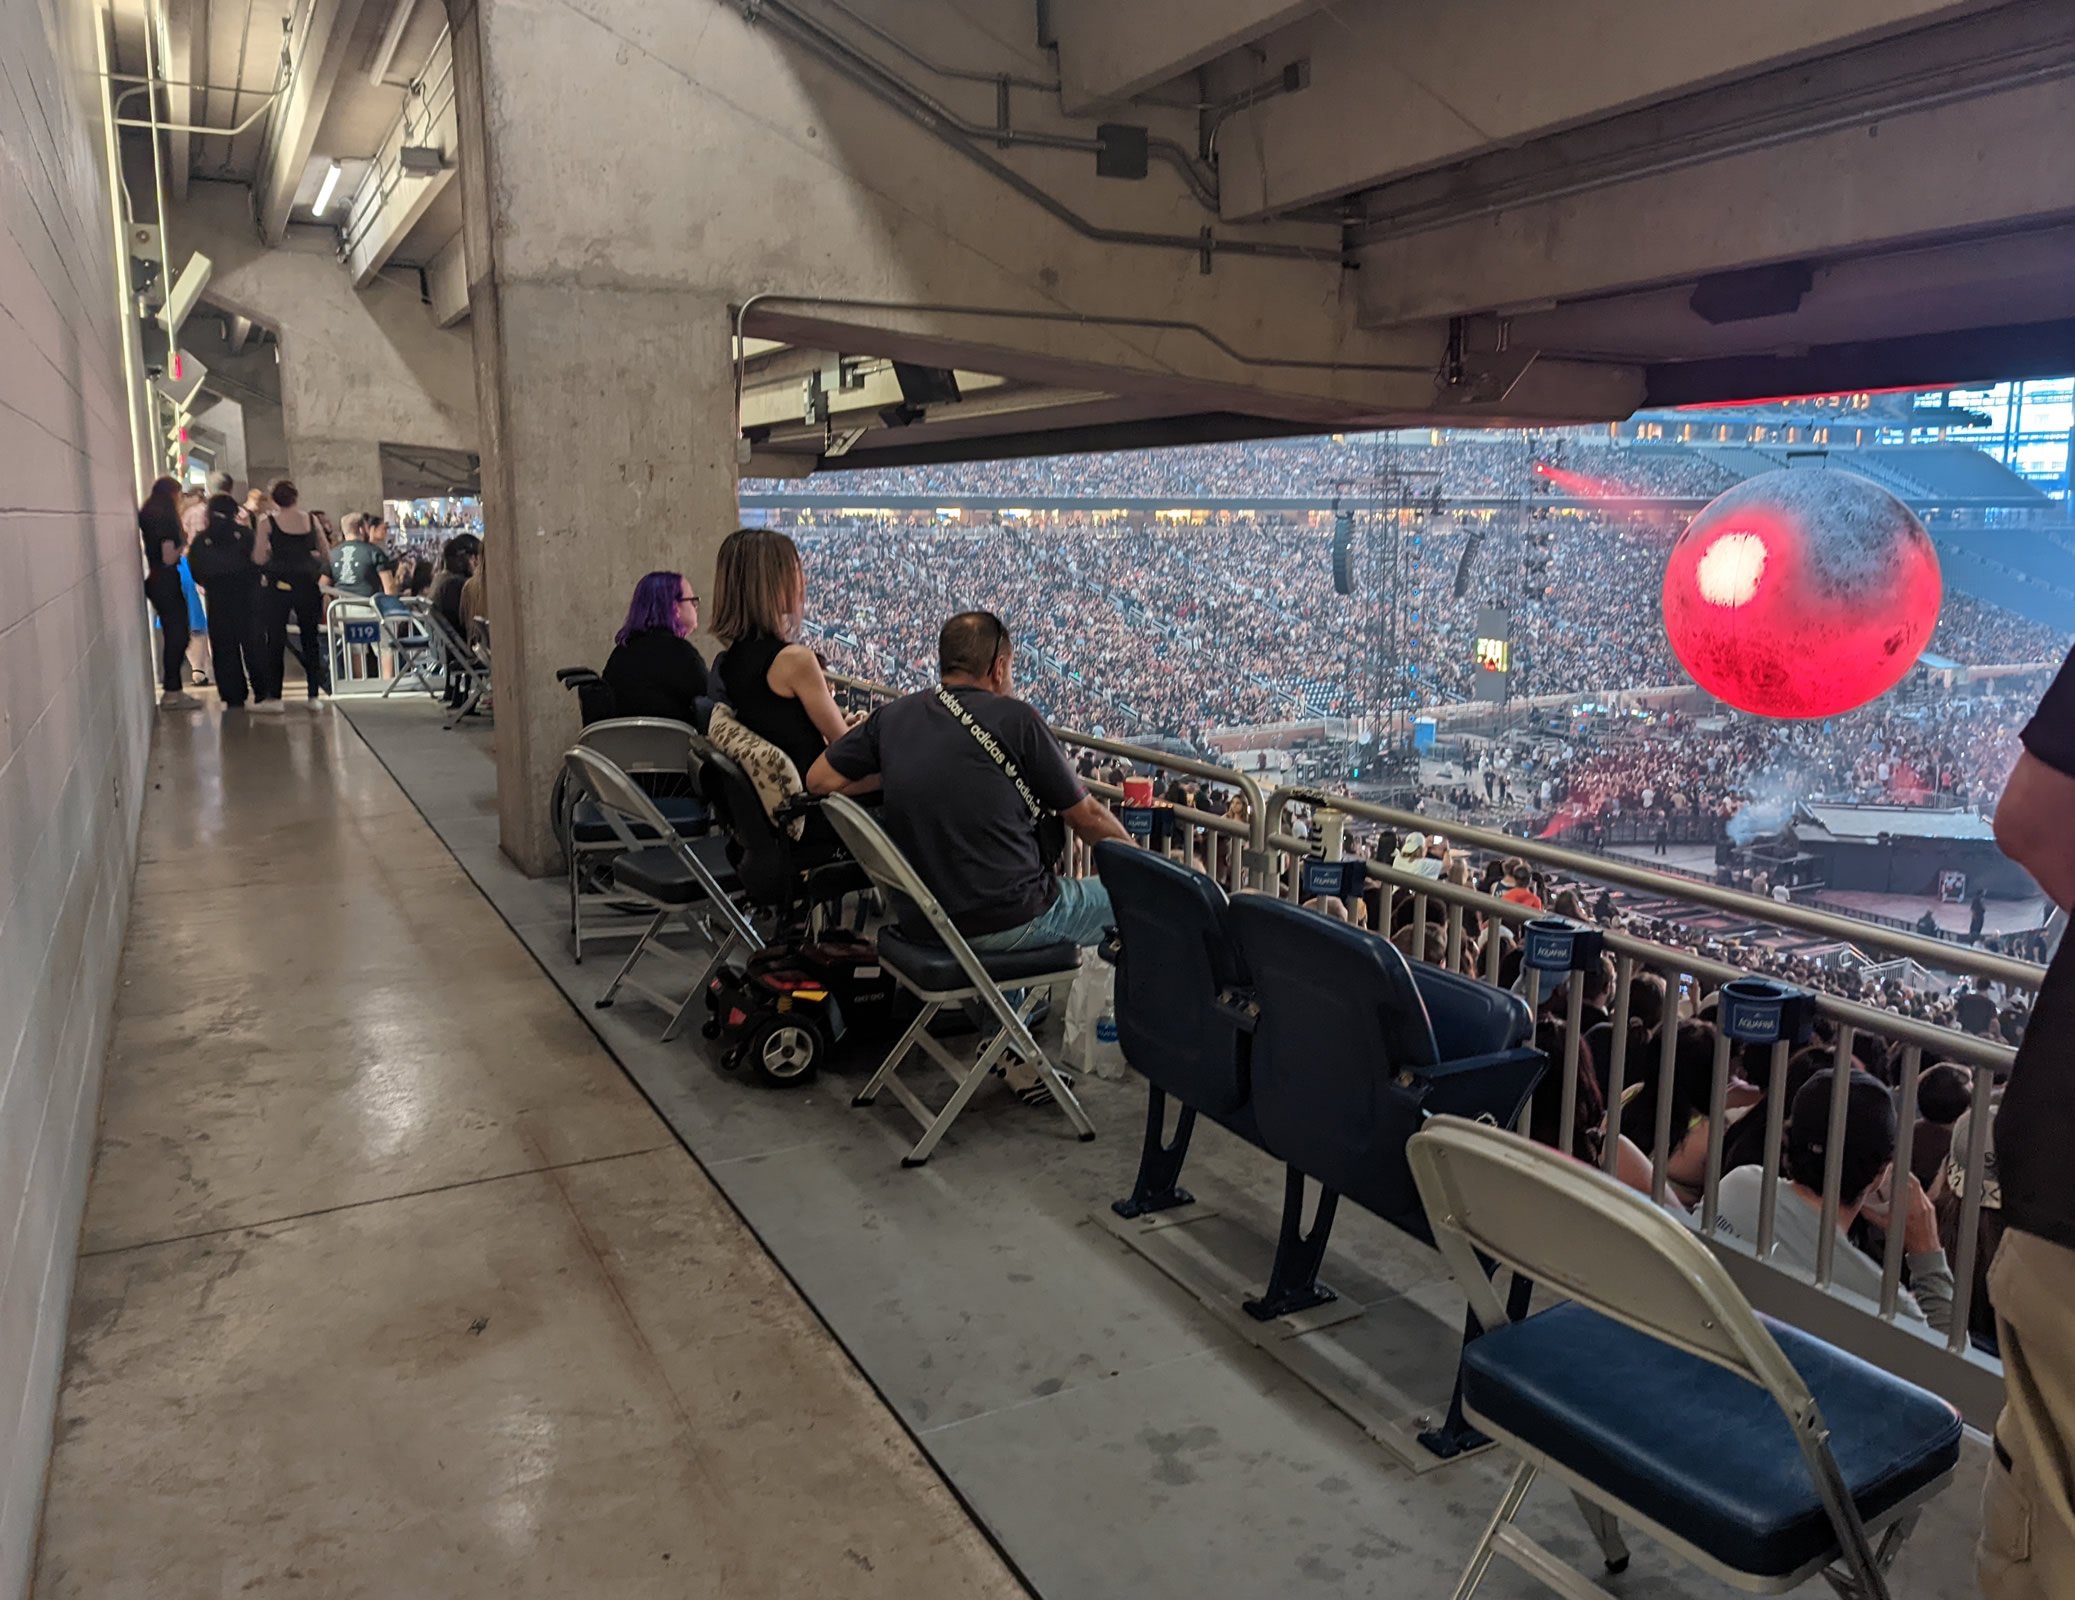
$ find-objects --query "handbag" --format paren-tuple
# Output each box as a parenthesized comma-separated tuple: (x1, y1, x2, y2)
(933, 685, 1069, 870)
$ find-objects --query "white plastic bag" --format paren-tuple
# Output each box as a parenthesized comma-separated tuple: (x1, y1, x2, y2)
(1063, 948, 1129, 1080)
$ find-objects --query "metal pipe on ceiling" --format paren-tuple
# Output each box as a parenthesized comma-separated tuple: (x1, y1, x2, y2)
(746, 0, 1331, 261)
(756, 0, 1218, 213)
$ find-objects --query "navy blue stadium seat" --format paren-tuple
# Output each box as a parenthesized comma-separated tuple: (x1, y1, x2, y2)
(1226, 893, 1544, 1245)
(1461, 1302, 1962, 1581)
(1095, 842, 1262, 1219)
(1100, 852, 1546, 1361)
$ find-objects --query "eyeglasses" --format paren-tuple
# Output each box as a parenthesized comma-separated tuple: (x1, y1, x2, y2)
(678, 592, 699, 606)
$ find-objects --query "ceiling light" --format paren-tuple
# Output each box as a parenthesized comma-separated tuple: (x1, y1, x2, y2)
(312, 160, 343, 217)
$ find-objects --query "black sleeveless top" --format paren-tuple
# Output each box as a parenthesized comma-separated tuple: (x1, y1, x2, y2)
(718, 631, 826, 781)
(262, 515, 321, 579)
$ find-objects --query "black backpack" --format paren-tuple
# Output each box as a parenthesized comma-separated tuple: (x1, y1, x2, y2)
(187, 497, 252, 583)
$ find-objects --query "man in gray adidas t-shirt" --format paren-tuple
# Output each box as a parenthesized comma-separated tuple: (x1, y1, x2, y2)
(809, 610, 1129, 949)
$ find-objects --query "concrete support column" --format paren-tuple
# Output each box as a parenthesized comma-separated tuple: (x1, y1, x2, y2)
(453, 0, 737, 874)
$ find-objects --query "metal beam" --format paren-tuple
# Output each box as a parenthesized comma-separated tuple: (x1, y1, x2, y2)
(256, 0, 372, 244)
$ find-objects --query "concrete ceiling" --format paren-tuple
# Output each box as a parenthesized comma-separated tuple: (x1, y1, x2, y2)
(111, 0, 2075, 470)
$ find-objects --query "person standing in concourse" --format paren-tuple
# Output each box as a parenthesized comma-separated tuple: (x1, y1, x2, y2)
(252, 480, 333, 710)
(1979, 642, 2075, 1599)
(138, 476, 197, 710)
(186, 478, 263, 708)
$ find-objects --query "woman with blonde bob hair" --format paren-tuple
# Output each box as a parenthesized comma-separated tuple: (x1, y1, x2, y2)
(710, 527, 853, 779)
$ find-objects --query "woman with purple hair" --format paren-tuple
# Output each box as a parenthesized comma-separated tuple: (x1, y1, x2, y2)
(601, 570, 708, 723)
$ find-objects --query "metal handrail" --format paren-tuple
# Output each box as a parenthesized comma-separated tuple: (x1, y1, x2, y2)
(1267, 784, 2045, 990)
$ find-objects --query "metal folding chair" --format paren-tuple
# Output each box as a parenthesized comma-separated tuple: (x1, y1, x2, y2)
(565, 747, 759, 1041)
(820, 793, 1093, 1166)
(428, 610, 489, 726)
(560, 718, 709, 961)
(1406, 1116, 1962, 1600)
(376, 594, 437, 699)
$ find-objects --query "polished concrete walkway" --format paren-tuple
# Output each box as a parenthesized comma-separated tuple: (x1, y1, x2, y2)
(29, 702, 1024, 1599)
(330, 697, 1992, 1600)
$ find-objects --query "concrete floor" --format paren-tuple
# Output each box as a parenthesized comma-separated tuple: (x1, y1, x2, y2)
(29, 700, 1024, 1599)
(324, 695, 1994, 1600)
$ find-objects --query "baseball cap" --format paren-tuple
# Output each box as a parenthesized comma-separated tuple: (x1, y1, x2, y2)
(1786, 1069, 1896, 1202)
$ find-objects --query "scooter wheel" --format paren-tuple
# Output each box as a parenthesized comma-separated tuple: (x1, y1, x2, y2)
(742, 1015, 823, 1086)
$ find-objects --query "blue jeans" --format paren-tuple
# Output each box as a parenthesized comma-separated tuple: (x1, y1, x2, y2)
(967, 876, 1114, 953)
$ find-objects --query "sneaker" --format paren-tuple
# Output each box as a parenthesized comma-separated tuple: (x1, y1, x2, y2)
(252, 699, 285, 716)
(160, 690, 201, 709)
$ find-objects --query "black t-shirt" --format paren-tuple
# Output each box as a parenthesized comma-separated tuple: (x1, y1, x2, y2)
(329, 539, 395, 596)
(823, 686, 1084, 937)
(139, 503, 184, 575)
(2000, 647, 2075, 1251)
(1955, 989, 1998, 1035)
(603, 629, 709, 724)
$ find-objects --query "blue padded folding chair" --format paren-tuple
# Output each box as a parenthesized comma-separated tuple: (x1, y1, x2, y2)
(561, 718, 711, 961)
(1408, 1115, 1962, 1600)
(820, 794, 1090, 1166)
(565, 747, 753, 1041)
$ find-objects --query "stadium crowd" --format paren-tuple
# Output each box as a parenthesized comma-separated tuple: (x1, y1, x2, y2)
(795, 515, 2064, 752)
(749, 433, 1742, 503)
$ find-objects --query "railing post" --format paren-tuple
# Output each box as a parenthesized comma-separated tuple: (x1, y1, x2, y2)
(1600, 956, 1634, 1177)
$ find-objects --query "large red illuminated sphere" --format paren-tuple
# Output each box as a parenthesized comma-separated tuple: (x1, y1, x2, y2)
(1661, 469, 1941, 719)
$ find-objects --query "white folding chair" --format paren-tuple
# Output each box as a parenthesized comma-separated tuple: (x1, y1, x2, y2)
(1406, 1116, 1962, 1600)
(560, 718, 707, 961)
(565, 747, 760, 1041)
(820, 793, 1093, 1166)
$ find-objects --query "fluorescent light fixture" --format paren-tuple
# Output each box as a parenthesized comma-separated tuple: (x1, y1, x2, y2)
(312, 160, 343, 217)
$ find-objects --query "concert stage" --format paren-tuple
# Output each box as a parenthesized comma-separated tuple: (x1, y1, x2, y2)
(1790, 803, 2034, 900)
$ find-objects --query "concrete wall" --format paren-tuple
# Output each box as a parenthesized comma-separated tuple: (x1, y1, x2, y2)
(167, 182, 478, 518)
(0, 0, 153, 1590)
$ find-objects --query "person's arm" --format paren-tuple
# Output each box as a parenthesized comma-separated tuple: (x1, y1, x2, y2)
(806, 711, 881, 797)
(1996, 752, 2075, 910)
(310, 512, 334, 560)
(251, 516, 272, 570)
(1063, 792, 1130, 845)
(378, 552, 399, 597)
(1862, 1172, 1955, 1334)
(770, 643, 853, 746)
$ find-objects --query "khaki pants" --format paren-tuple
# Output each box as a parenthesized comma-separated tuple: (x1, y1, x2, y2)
(1980, 1230, 2075, 1599)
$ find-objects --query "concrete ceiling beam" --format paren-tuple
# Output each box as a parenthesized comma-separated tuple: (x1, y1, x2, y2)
(1354, 71, 2075, 327)
(256, 0, 371, 243)
(426, 229, 468, 326)
(738, 362, 1010, 430)
(160, 0, 196, 199)
(342, 25, 458, 287)
(1050, 0, 1326, 114)
(1214, 0, 1986, 221)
